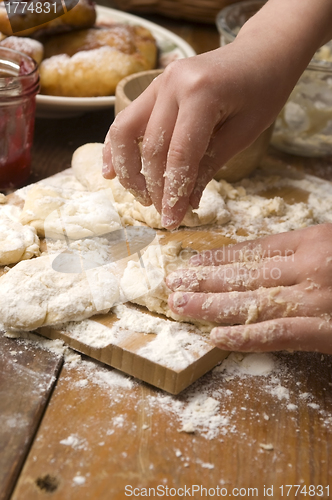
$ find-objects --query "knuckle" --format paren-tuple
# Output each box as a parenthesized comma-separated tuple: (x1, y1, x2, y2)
(162, 59, 210, 95)
(162, 59, 183, 80)
(142, 137, 159, 160)
(167, 143, 189, 167)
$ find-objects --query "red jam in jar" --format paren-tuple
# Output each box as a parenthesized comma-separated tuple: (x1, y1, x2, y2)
(0, 47, 40, 191)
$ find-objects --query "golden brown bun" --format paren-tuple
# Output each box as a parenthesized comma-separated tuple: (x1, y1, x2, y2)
(40, 47, 155, 97)
(0, 0, 96, 37)
(0, 36, 44, 63)
(39, 24, 157, 97)
(43, 24, 156, 64)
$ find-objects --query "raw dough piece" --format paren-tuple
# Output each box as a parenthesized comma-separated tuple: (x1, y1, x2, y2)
(19, 184, 121, 239)
(0, 213, 40, 265)
(71, 142, 117, 192)
(0, 254, 119, 331)
(71, 143, 231, 229)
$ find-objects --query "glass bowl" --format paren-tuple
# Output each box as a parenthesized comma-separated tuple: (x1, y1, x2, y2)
(217, 0, 332, 157)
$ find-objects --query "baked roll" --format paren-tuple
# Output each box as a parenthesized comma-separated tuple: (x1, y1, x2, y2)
(39, 24, 157, 97)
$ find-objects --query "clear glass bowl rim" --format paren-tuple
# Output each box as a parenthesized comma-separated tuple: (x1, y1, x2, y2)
(216, 0, 332, 73)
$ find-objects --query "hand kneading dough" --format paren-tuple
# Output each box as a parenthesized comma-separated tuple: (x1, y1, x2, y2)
(0, 255, 120, 331)
(20, 184, 121, 239)
(71, 143, 231, 229)
(0, 214, 40, 265)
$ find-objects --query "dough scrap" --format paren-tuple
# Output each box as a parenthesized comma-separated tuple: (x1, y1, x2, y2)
(0, 213, 40, 265)
(19, 184, 121, 239)
(0, 254, 120, 331)
(71, 143, 231, 229)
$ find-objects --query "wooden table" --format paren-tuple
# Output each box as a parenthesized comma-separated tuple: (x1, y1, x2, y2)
(2, 6, 332, 500)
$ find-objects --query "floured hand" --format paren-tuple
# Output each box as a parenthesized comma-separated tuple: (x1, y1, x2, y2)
(167, 224, 332, 354)
(103, 0, 332, 229)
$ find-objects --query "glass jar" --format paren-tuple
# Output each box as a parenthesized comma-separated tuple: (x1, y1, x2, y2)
(216, 0, 332, 157)
(0, 46, 40, 190)
(272, 47, 332, 157)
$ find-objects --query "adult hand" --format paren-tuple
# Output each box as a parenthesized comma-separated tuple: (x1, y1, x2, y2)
(166, 224, 332, 354)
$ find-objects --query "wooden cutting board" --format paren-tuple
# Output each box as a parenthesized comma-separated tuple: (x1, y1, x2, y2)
(37, 229, 235, 395)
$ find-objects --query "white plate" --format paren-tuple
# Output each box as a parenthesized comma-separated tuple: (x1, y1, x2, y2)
(36, 6, 196, 119)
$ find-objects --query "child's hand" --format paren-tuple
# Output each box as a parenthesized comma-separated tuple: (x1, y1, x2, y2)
(103, 41, 291, 229)
(103, 0, 332, 229)
(167, 225, 332, 354)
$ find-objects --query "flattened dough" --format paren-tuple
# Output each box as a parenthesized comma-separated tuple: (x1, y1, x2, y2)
(71, 143, 231, 229)
(20, 184, 121, 239)
(0, 213, 39, 265)
(0, 255, 120, 331)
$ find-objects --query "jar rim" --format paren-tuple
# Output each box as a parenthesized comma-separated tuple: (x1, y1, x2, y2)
(0, 45, 39, 80)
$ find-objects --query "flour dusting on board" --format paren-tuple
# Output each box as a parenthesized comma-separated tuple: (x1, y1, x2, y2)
(113, 305, 210, 370)
(47, 303, 212, 371)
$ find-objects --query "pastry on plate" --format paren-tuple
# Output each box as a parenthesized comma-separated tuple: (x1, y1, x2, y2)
(39, 24, 157, 97)
(42, 24, 157, 69)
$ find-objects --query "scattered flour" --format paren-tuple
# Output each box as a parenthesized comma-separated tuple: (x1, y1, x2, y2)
(113, 304, 210, 370)
(48, 303, 212, 371)
(60, 435, 87, 450)
(73, 476, 86, 486)
(214, 352, 277, 377)
(4, 331, 330, 449)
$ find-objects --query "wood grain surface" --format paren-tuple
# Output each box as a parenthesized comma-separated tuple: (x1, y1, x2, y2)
(0, 336, 63, 500)
(11, 351, 332, 500)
